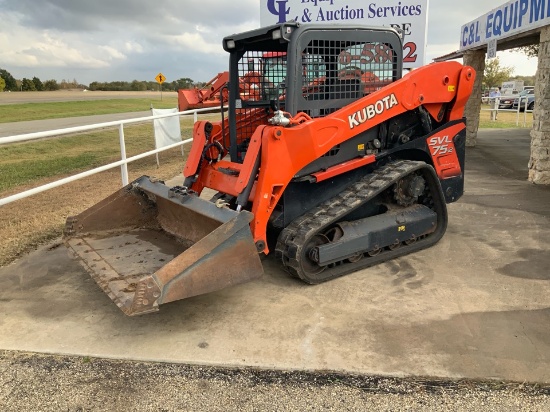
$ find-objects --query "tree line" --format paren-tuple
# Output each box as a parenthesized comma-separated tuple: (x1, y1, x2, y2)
(0, 62, 536, 94)
(0, 69, 86, 92)
(87, 77, 197, 91)
(0, 68, 202, 92)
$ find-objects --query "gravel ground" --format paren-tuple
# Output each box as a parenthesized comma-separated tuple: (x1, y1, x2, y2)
(0, 351, 549, 411)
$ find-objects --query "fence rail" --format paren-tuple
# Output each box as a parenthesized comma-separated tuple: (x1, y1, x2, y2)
(481, 96, 533, 127)
(0, 97, 533, 207)
(0, 107, 223, 207)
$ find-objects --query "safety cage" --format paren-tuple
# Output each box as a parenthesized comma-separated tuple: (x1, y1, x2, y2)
(222, 23, 403, 162)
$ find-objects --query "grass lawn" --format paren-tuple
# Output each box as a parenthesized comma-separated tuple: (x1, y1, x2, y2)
(479, 104, 533, 129)
(0, 122, 186, 193)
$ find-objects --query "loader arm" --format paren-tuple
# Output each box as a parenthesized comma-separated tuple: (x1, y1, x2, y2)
(177, 72, 229, 111)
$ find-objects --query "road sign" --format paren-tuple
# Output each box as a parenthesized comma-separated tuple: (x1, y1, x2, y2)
(155, 73, 166, 84)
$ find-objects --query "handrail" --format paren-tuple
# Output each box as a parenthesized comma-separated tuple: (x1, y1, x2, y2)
(0, 107, 218, 145)
(481, 95, 532, 127)
(0, 139, 192, 206)
(0, 107, 225, 207)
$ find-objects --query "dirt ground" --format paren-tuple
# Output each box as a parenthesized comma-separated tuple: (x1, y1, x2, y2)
(0, 94, 200, 266)
(0, 151, 185, 267)
(0, 90, 177, 105)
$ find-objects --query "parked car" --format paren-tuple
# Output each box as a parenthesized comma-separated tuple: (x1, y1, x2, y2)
(512, 89, 535, 111)
(498, 94, 517, 109)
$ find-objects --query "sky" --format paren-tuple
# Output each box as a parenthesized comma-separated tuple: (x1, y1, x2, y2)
(0, 0, 539, 86)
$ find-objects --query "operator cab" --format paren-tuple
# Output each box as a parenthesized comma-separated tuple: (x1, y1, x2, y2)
(222, 22, 403, 162)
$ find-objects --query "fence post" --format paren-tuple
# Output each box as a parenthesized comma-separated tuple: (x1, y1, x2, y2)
(523, 96, 533, 127)
(516, 98, 521, 127)
(490, 97, 499, 121)
(119, 124, 129, 186)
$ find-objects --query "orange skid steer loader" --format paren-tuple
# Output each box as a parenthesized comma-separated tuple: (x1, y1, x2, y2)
(64, 22, 475, 315)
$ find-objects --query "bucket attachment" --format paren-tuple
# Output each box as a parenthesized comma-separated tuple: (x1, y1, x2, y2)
(64, 176, 263, 316)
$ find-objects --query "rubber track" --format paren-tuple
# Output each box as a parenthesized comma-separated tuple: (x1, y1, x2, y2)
(275, 159, 443, 284)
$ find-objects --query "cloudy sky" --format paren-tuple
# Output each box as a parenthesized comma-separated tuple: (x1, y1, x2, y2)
(0, 0, 539, 85)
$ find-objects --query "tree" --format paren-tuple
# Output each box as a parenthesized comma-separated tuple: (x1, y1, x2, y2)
(0, 68, 17, 91)
(484, 58, 514, 89)
(515, 44, 539, 58)
(175, 77, 194, 90)
(21, 78, 36, 91)
(0, 77, 5, 92)
(44, 79, 59, 91)
(510, 74, 536, 87)
(32, 76, 44, 91)
(130, 80, 147, 91)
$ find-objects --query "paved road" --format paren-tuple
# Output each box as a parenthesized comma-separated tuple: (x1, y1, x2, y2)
(0, 111, 153, 138)
(0, 90, 176, 105)
(0, 129, 548, 386)
(0, 90, 178, 138)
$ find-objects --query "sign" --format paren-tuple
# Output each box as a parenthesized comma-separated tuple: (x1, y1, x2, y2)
(155, 72, 166, 84)
(260, 0, 429, 69)
(487, 38, 497, 59)
(460, 0, 550, 51)
(501, 80, 524, 94)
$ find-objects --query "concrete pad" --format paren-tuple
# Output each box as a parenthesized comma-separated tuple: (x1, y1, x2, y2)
(0, 129, 549, 383)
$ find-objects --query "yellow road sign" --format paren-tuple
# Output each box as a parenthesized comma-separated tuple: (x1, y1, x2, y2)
(155, 72, 166, 84)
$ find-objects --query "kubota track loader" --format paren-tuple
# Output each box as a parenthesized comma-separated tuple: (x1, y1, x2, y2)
(64, 22, 475, 315)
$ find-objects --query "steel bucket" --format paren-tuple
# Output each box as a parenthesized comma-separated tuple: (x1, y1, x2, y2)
(64, 176, 263, 316)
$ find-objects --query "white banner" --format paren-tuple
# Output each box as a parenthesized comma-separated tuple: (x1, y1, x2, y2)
(260, 0, 429, 68)
(152, 108, 182, 165)
(152, 108, 181, 149)
(460, 0, 550, 51)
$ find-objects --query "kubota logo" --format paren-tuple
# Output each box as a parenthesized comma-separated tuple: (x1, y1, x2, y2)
(348, 94, 399, 129)
(267, 0, 290, 23)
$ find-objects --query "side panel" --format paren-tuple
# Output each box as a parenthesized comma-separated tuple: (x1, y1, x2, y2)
(379, 119, 467, 203)
(249, 62, 474, 251)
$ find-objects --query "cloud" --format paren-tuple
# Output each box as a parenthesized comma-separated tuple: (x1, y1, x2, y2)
(0, 19, 110, 69)
(98, 46, 127, 61)
(1, 0, 259, 34)
(125, 41, 144, 54)
(0, 0, 539, 84)
(168, 32, 224, 55)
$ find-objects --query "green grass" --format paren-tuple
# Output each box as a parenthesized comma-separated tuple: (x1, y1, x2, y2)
(0, 97, 178, 123)
(479, 104, 533, 129)
(0, 130, 121, 192)
(0, 113, 222, 194)
(0, 153, 99, 192)
(0, 121, 193, 193)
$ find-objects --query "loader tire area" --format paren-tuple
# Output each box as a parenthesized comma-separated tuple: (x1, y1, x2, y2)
(275, 160, 448, 284)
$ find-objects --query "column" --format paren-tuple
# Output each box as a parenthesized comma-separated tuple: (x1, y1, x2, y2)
(529, 26, 550, 184)
(463, 50, 486, 147)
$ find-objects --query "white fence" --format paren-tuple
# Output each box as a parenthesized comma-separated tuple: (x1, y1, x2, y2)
(0, 107, 223, 207)
(481, 96, 533, 127)
(0, 96, 533, 207)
